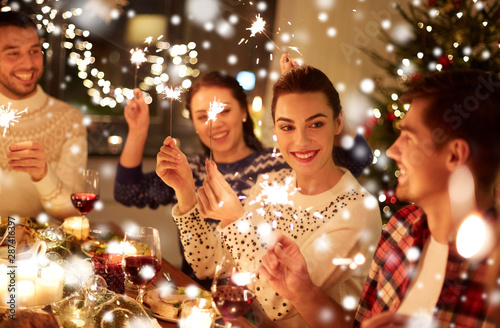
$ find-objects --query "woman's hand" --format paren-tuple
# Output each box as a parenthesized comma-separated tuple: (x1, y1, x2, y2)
(196, 159, 245, 225)
(259, 231, 314, 302)
(124, 88, 150, 137)
(280, 53, 300, 74)
(156, 136, 196, 213)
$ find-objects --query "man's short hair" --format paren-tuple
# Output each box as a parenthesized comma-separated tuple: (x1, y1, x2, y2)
(401, 70, 500, 191)
(0, 11, 37, 30)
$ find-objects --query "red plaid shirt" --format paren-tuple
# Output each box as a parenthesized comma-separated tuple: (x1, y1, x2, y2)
(354, 205, 496, 328)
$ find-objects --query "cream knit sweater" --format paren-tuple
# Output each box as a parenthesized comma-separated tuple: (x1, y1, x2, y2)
(0, 85, 87, 220)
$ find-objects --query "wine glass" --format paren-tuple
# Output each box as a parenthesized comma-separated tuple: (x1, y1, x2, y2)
(122, 227, 162, 305)
(70, 169, 99, 238)
(211, 253, 256, 328)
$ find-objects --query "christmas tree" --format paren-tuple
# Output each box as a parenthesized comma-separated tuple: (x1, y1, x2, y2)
(362, 0, 500, 220)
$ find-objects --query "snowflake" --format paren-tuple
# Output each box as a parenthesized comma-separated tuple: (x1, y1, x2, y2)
(0, 103, 28, 137)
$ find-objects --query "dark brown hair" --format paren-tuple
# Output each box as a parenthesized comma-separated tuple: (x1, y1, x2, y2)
(0, 11, 37, 29)
(401, 69, 500, 190)
(271, 65, 342, 121)
(185, 71, 263, 154)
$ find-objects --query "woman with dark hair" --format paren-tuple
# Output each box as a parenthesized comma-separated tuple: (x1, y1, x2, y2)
(158, 65, 382, 327)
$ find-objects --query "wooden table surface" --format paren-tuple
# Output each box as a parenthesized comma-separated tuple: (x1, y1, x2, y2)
(93, 222, 257, 328)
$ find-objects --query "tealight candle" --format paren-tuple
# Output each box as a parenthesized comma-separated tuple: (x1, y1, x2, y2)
(180, 299, 215, 328)
(63, 217, 89, 240)
(17, 281, 35, 307)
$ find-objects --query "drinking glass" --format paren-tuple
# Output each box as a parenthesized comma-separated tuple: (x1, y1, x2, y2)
(211, 254, 256, 328)
(71, 169, 99, 219)
(122, 227, 162, 305)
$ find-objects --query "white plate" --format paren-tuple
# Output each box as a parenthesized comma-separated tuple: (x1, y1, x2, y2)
(142, 286, 214, 322)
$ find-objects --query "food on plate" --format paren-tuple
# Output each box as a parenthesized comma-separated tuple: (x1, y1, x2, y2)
(143, 286, 213, 321)
(0, 224, 41, 253)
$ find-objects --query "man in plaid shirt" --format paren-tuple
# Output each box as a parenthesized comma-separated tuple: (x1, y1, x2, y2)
(260, 70, 500, 328)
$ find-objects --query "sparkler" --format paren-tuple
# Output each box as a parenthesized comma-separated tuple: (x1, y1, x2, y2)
(256, 175, 294, 206)
(163, 86, 183, 137)
(246, 14, 281, 51)
(0, 103, 28, 137)
(206, 97, 226, 161)
(130, 47, 147, 89)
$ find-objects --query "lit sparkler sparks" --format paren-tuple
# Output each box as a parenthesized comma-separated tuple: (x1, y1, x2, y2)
(130, 47, 147, 69)
(206, 98, 227, 161)
(207, 97, 226, 123)
(245, 14, 281, 51)
(130, 47, 147, 88)
(256, 175, 294, 206)
(163, 86, 183, 102)
(0, 103, 28, 137)
(163, 86, 184, 137)
(247, 14, 266, 37)
(288, 46, 303, 56)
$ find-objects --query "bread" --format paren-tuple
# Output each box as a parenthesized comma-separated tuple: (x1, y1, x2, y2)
(150, 302, 179, 319)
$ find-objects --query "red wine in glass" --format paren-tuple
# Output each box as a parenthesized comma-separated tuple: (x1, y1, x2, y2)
(71, 192, 99, 215)
(122, 227, 162, 305)
(124, 255, 161, 288)
(212, 254, 257, 328)
(213, 285, 255, 320)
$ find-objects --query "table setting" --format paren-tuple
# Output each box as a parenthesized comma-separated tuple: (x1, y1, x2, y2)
(0, 169, 256, 328)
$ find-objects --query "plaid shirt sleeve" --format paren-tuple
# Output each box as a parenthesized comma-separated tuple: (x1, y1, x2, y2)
(354, 205, 426, 327)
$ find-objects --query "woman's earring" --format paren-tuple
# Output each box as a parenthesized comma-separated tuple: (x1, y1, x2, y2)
(242, 117, 247, 123)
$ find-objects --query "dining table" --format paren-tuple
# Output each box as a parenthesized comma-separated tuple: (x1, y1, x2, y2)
(93, 222, 257, 328)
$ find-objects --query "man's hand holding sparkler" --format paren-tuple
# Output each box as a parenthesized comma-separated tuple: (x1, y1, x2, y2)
(197, 159, 245, 226)
(8, 141, 48, 182)
(156, 136, 196, 214)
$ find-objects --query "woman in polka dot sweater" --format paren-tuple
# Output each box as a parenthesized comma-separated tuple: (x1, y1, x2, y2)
(156, 65, 382, 327)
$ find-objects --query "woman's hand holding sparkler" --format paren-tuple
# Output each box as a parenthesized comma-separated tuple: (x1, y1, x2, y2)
(124, 89, 149, 134)
(260, 231, 353, 328)
(156, 136, 196, 214)
(120, 89, 150, 169)
(260, 231, 313, 302)
(197, 159, 245, 225)
(281, 53, 299, 74)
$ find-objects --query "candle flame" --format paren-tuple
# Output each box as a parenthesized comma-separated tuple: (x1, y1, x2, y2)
(0, 103, 28, 137)
(247, 14, 266, 37)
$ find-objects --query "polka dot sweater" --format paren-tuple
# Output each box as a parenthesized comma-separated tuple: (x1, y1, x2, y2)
(173, 168, 382, 327)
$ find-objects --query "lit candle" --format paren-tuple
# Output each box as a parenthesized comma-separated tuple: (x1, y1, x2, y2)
(63, 217, 90, 240)
(121, 242, 137, 256)
(17, 257, 37, 283)
(35, 276, 62, 305)
(17, 281, 35, 307)
(37, 264, 64, 304)
(180, 299, 215, 328)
